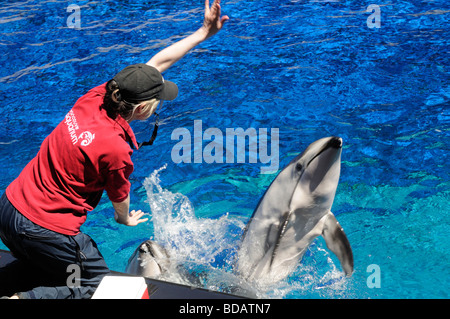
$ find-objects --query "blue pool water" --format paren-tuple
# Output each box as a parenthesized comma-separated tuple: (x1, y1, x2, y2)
(0, 0, 448, 298)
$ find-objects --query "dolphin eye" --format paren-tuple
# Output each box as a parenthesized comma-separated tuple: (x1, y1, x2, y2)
(296, 163, 303, 171)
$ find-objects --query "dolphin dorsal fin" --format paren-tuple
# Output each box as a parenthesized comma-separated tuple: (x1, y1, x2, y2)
(321, 212, 354, 276)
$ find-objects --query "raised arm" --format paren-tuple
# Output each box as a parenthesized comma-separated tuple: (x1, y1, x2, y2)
(147, 0, 229, 73)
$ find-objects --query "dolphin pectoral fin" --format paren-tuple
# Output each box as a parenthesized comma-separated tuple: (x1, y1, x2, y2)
(321, 212, 354, 276)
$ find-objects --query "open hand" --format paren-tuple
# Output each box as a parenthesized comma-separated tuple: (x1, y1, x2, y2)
(202, 0, 229, 39)
(126, 210, 149, 226)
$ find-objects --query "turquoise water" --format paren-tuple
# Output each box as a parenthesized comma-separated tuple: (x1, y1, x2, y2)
(0, 0, 448, 298)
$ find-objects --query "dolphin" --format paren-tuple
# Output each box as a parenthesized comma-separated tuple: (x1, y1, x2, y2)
(126, 239, 205, 288)
(126, 136, 353, 288)
(126, 240, 171, 278)
(234, 136, 353, 284)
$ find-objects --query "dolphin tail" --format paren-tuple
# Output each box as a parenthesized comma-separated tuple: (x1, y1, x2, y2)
(321, 212, 354, 276)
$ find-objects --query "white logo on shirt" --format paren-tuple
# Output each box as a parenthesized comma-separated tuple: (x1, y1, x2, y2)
(64, 110, 95, 147)
(78, 131, 95, 146)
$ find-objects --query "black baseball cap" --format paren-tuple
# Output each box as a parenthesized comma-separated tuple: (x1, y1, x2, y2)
(113, 63, 178, 103)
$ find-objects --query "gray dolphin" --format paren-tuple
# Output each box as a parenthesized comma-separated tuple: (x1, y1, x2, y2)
(127, 137, 353, 288)
(235, 136, 353, 284)
(126, 239, 204, 288)
(126, 240, 171, 278)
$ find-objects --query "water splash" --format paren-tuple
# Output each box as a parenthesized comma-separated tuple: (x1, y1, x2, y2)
(143, 165, 250, 291)
(144, 165, 244, 266)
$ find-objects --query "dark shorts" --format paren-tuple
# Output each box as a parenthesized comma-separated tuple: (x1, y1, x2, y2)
(0, 193, 110, 299)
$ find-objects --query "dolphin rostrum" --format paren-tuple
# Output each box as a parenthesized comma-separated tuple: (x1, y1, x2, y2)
(235, 136, 353, 284)
(126, 240, 171, 278)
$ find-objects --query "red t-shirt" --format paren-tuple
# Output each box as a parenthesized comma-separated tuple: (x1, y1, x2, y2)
(6, 83, 139, 236)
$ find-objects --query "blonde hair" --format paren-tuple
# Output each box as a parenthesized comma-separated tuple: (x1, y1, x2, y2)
(127, 98, 160, 121)
(139, 99, 160, 116)
(124, 98, 160, 121)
